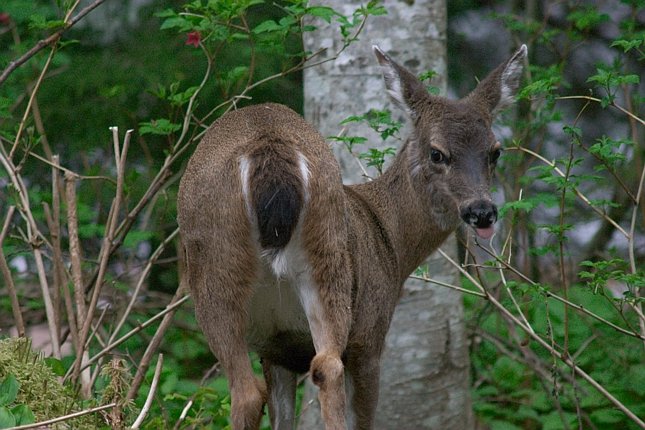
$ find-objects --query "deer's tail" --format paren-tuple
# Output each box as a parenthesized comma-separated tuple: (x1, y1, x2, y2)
(245, 138, 306, 249)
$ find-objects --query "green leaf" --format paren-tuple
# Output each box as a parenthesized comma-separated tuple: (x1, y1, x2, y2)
(159, 16, 192, 32)
(611, 38, 643, 53)
(562, 125, 582, 139)
(44, 357, 66, 377)
(0, 406, 16, 429)
(306, 6, 338, 23)
(567, 7, 609, 31)
(139, 119, 182, 136)
(11, 405, 35, 426)
(591, 408, 624, 425)
(489, 421, 523, 430)
(418, 70, 438, 82)
(154, 8, 177, 18)
(252, 20, 282, 34)
(28, 15, 65, 30)
(0, 375, 19, 407)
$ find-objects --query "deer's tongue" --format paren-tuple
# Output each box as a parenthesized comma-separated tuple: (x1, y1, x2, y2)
(475, 226, 495, 240)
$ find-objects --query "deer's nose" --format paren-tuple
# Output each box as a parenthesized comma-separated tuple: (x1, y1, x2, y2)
(460, 200, 498, 233)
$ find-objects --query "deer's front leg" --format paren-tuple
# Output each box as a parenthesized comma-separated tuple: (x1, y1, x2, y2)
(262, 359, 297, 430)
(345, 351, 381, 430)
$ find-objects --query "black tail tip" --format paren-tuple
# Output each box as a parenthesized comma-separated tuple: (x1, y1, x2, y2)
(255, 183, 302, 249)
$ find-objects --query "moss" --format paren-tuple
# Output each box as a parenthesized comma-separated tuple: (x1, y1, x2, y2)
(0, 337, 100, 429)
(99, 358, 134, 430)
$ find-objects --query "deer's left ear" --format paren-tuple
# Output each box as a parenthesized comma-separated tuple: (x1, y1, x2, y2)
(373, 45, 428, 119)
(469, 44, 527, 116)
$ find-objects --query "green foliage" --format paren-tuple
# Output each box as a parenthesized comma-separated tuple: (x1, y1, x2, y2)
(0, 338, 99, 428)
(334, 109, 402, 175)
(0, 374, 35, 428)
(468, 286, 644, 430)
(2, 0, 643, 428)
(359, 147, 397, 174)
(467, 2, 645, 429)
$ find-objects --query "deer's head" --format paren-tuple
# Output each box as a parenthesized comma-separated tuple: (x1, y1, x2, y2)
(374, 45, 527, 239)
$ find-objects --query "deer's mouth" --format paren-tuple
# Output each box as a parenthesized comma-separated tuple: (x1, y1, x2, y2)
(475, 225, 495, 240)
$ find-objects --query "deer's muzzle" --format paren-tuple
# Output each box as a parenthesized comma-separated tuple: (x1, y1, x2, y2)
(460, 200, 498, 239)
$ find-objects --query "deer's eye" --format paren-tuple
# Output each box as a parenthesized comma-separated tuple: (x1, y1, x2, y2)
(490, 148, 502, 164)
(430, 149, 446, 164)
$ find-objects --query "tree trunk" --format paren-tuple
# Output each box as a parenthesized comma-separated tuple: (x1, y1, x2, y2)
(299, 1, 474, 428)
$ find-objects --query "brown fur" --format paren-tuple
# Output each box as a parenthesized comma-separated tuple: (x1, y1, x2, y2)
(177, 45, 527, 430)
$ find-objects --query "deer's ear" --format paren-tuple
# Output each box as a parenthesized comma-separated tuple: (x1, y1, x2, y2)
(373, 45, 428, 119)
(469, 44, 527, 116)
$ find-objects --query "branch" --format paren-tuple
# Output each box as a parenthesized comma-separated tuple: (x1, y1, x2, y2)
(131, 354, 164, 429)
(0, 206, 25, 337)
(127, 281, 187, 400)
(0, 0, 107, 86)
(508, 146, 629, 238)
(557, 95, 645, 127)
(72, 128, 131, 383)
(437, 248, 645, 429)
(9, 403, 117, 430)
(79, 293, 191, 373)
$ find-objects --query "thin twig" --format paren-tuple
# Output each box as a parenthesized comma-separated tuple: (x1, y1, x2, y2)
(9, 403, 117, 430)
(65, 172, 86, 324)
(29, 150, 114, 182)
(33, 247, 61, 358)
(0, 0, 107, 86)
(0, 206, 25, 337)
(9, 46, 57, 159)
(0, 145, 59, 354)
(408, 274, 486, 297)
(82, 294, 191, 372)
(127, 281, 187, 400)
(173, 363, 221, 430)
(509, 146, 629, 238)
(557, 95, 645, 127)
(73, 128, 131, 384)
(131, 354, 164, 429)
(438, 249, 645, 428)
(109, 228, 180, 346)
(476, 243, 645, 341)
(489, 243, 535, 335)
(628, 161, 645, 347)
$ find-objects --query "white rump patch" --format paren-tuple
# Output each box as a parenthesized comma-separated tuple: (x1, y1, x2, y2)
(271, 250, 290, 279)
(297, 152, 310, 202)
(239, 155, 252, 219)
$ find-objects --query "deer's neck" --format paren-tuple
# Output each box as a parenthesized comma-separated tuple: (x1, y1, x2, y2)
(348, 143, 453, 281)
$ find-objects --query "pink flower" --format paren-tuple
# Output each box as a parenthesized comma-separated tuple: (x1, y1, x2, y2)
(0, 13, 11, 25)
(185, 31, 201, 47)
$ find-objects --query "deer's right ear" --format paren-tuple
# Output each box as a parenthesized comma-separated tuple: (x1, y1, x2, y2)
(469, 44, 528, 116)
(373, 45, 427, 119)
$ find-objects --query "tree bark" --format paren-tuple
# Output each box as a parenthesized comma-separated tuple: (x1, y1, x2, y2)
(300, 1, 474, 429)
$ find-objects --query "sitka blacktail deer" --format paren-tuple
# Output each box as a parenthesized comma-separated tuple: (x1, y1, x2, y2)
(178, 44, 527, 430)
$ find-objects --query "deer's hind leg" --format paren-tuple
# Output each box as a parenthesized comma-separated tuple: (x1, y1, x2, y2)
(185, 239, 266, 430)
(299, 190, 353, 430)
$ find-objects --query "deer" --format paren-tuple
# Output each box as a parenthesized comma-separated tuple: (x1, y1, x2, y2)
(177, 43, 527, 430)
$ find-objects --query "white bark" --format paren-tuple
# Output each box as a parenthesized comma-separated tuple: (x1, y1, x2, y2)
(300, 1, 473, 428)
